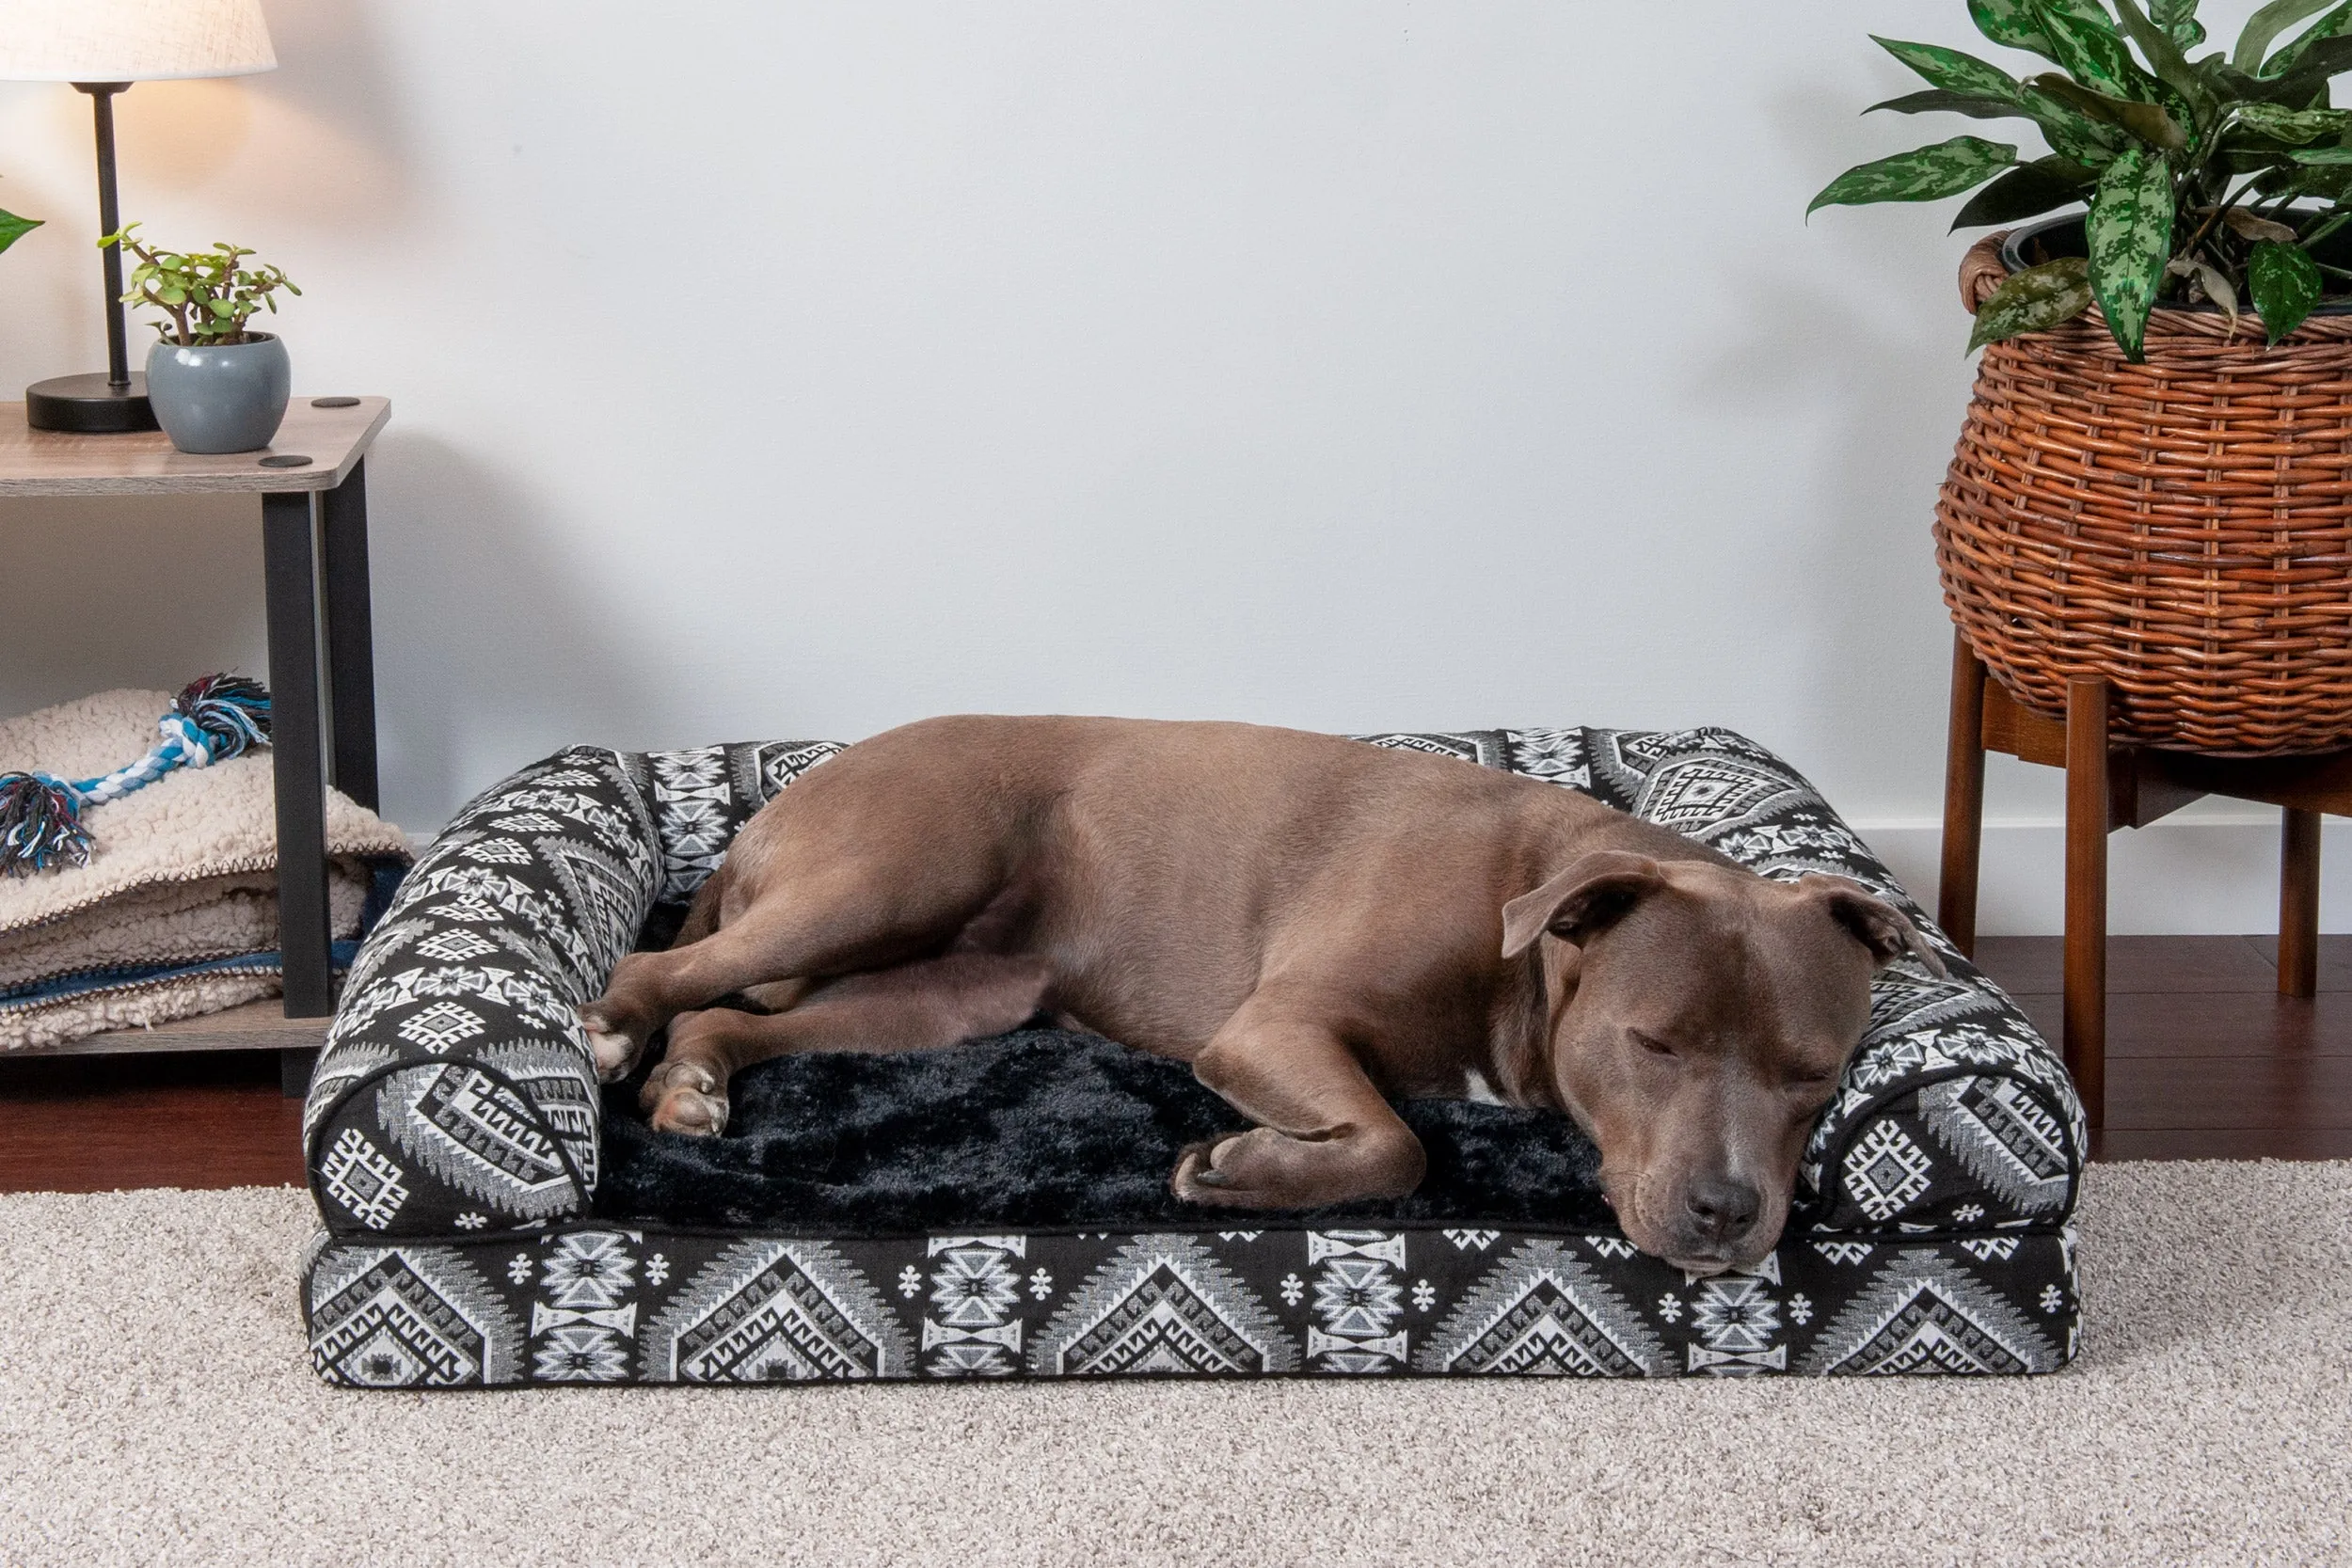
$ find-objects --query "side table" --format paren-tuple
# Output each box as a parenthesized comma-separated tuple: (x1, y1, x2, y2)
(1938, 630, 2348, 1131)
(0, 397, 390, 1091)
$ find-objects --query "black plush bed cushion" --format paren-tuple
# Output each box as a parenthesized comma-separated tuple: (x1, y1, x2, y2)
(596, 1028, 1613, 1234)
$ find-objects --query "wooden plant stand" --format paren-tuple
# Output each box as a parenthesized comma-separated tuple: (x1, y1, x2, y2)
(0, 398, 390, 1092)
(1940, 631, 2348, 1128)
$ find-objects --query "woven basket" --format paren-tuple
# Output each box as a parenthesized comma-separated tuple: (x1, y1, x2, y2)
(1936, 230, 2352, 754)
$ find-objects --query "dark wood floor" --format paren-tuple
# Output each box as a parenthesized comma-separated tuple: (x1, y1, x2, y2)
(3, 934, 2348, 1193)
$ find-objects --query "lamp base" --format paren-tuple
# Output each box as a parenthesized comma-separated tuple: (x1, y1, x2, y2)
(26, 372, 157, 434)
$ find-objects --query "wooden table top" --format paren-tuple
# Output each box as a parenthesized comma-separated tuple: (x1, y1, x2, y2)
(0, 396, 390, 497)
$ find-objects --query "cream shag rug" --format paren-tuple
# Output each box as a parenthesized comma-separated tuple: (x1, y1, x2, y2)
(0, 1163, 2345, 1567)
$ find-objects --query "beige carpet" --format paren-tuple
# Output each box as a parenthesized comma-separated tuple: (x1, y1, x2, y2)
(0, 1164, 2345, 1567)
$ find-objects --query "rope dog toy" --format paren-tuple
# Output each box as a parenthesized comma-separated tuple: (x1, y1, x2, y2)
(0, 674, 272, 877)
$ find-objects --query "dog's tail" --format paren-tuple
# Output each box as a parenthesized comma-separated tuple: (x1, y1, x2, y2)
(673, 860, 730, 948)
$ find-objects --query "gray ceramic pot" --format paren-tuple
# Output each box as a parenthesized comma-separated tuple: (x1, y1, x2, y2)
(145, 333, 292, 454)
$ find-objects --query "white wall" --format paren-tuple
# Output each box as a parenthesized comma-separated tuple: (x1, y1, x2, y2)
(0, 1, 2335, 932)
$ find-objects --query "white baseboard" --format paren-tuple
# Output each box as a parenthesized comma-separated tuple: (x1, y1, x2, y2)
(1855, 814, 2349, 936)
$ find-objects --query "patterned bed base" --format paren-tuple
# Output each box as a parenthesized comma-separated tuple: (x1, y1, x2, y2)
(302, 724, 2089, 1386)
(306, 1220, 2075, 1386)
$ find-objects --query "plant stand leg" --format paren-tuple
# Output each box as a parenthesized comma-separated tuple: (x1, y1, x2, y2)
(2280, 808, 2323, 1000)
(321, 458, 379, 811)
(1940, 631, 1987, 958)
(263, 491, 332, 1101)
(2064, 679, 2110, 1131)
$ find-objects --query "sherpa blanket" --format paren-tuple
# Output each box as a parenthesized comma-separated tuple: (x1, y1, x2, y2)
(0, 689, 409, 1050)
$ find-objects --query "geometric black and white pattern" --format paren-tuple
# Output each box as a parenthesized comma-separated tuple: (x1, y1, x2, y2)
(642, 1236, 914, 1383)
(305, 1219, 2074, 1387)
(303, 723, 2088, 1383)
(305, 1243, 526, 1386)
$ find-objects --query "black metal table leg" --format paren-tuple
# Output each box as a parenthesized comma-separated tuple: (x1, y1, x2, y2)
(321, 458, 379, 810)
(262, 491, 333, 1069)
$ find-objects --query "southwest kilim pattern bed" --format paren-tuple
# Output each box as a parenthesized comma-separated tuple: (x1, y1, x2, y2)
(300, 727, 2085, 1386)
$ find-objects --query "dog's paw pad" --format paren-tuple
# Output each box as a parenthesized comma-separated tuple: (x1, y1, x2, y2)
(650, 1086, 729, 1138)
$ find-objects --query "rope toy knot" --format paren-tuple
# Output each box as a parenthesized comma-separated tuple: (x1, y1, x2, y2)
(0, 771, 89, 875)
(0, 674, 273, 878)
(174, 673, 271, 761)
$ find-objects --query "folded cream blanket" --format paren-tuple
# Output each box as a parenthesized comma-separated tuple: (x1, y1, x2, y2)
(0, 689, 409, 1051)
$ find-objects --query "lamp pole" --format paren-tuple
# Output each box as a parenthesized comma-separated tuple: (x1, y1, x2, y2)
(79, 82, 132, 391)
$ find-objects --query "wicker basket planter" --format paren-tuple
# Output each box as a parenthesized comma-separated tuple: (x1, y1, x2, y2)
(1936, 218, 2352, 755)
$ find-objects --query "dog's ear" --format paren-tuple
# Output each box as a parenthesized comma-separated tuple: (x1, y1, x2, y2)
(1800, 875, 1947, 977)
(1501, 851, 1664, 959)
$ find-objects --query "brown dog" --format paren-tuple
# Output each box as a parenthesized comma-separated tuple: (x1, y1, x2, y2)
(580, 716, 1938, 1273)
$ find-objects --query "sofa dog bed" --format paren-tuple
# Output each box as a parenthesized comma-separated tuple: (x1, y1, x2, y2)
(300, 727, 2083, 1386)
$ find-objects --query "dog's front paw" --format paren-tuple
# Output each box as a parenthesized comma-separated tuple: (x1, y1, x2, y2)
(1172, 1125, 1424, 1209)
(579, 1005, 642, 1084)
(641, 1059, 729, 1137)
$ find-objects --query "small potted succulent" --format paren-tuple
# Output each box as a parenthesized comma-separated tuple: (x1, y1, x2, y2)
(102, 223, 301, 454)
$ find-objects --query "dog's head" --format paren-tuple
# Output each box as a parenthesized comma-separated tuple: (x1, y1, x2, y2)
(1502, 851, 1939, 1275)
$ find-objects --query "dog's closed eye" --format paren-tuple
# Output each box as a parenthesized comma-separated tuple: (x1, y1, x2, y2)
(1630, 1030, 1677, 1058)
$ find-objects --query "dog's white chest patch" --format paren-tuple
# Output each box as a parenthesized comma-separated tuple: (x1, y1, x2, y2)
(1462, 1069, 1507, 1106)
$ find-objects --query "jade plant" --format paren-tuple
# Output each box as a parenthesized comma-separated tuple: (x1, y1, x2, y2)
(1812, 0, 2352, 358)
(98, 222, 299, 347)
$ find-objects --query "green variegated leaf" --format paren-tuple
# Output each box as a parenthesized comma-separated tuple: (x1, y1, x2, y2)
(1973, 0, 2120, 55)
(1807, 135, 2019, 215)
(2265, 2, 2352, 74)
(2236, 102, 2352, 139)
(2110, 0, 2216, 122)
(2086, 144, 2174, 359)
(1973, 0, 2058, 54)
(2237, 0, 2342, 71)
(2032, 72, 2189, 148)
(0, 207, 39, 257)
(2249, 238, 2325, 340)
(2254, 157, 2352, 198)
(2021, 82, 2129, 165)
(2291, 143, 2352, 160)
(2035, 0, 2163, 102)
(1867, 89, 2026, 119)
(1968, 255, 2096, 350)
(2254, 35, 2352, 101)
(2153, 0, 2205, 48)
(1874, 37, 2025, 101)
(1952, 154, 2100, 227)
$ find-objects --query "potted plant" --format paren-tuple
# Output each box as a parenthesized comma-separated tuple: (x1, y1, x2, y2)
(102, 223, 301, 455)
(1815, 0, 2352, 754)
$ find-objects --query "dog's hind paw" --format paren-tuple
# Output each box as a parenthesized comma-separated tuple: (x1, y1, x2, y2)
(642, 1059, 729, 1137)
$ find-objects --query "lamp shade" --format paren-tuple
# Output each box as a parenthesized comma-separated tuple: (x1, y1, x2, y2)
(0, 0, 276, 83)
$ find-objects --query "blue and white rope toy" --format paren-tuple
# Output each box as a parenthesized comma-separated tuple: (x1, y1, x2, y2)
(0, 674, 272, 877)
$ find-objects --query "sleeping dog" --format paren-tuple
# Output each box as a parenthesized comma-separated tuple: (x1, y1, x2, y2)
(580, 717, 1937, 1274)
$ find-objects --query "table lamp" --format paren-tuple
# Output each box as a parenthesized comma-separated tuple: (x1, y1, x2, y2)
(0, 0, 278, 433)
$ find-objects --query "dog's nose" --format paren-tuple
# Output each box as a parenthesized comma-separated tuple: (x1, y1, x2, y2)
(1683, 1176, 1761, 1245)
